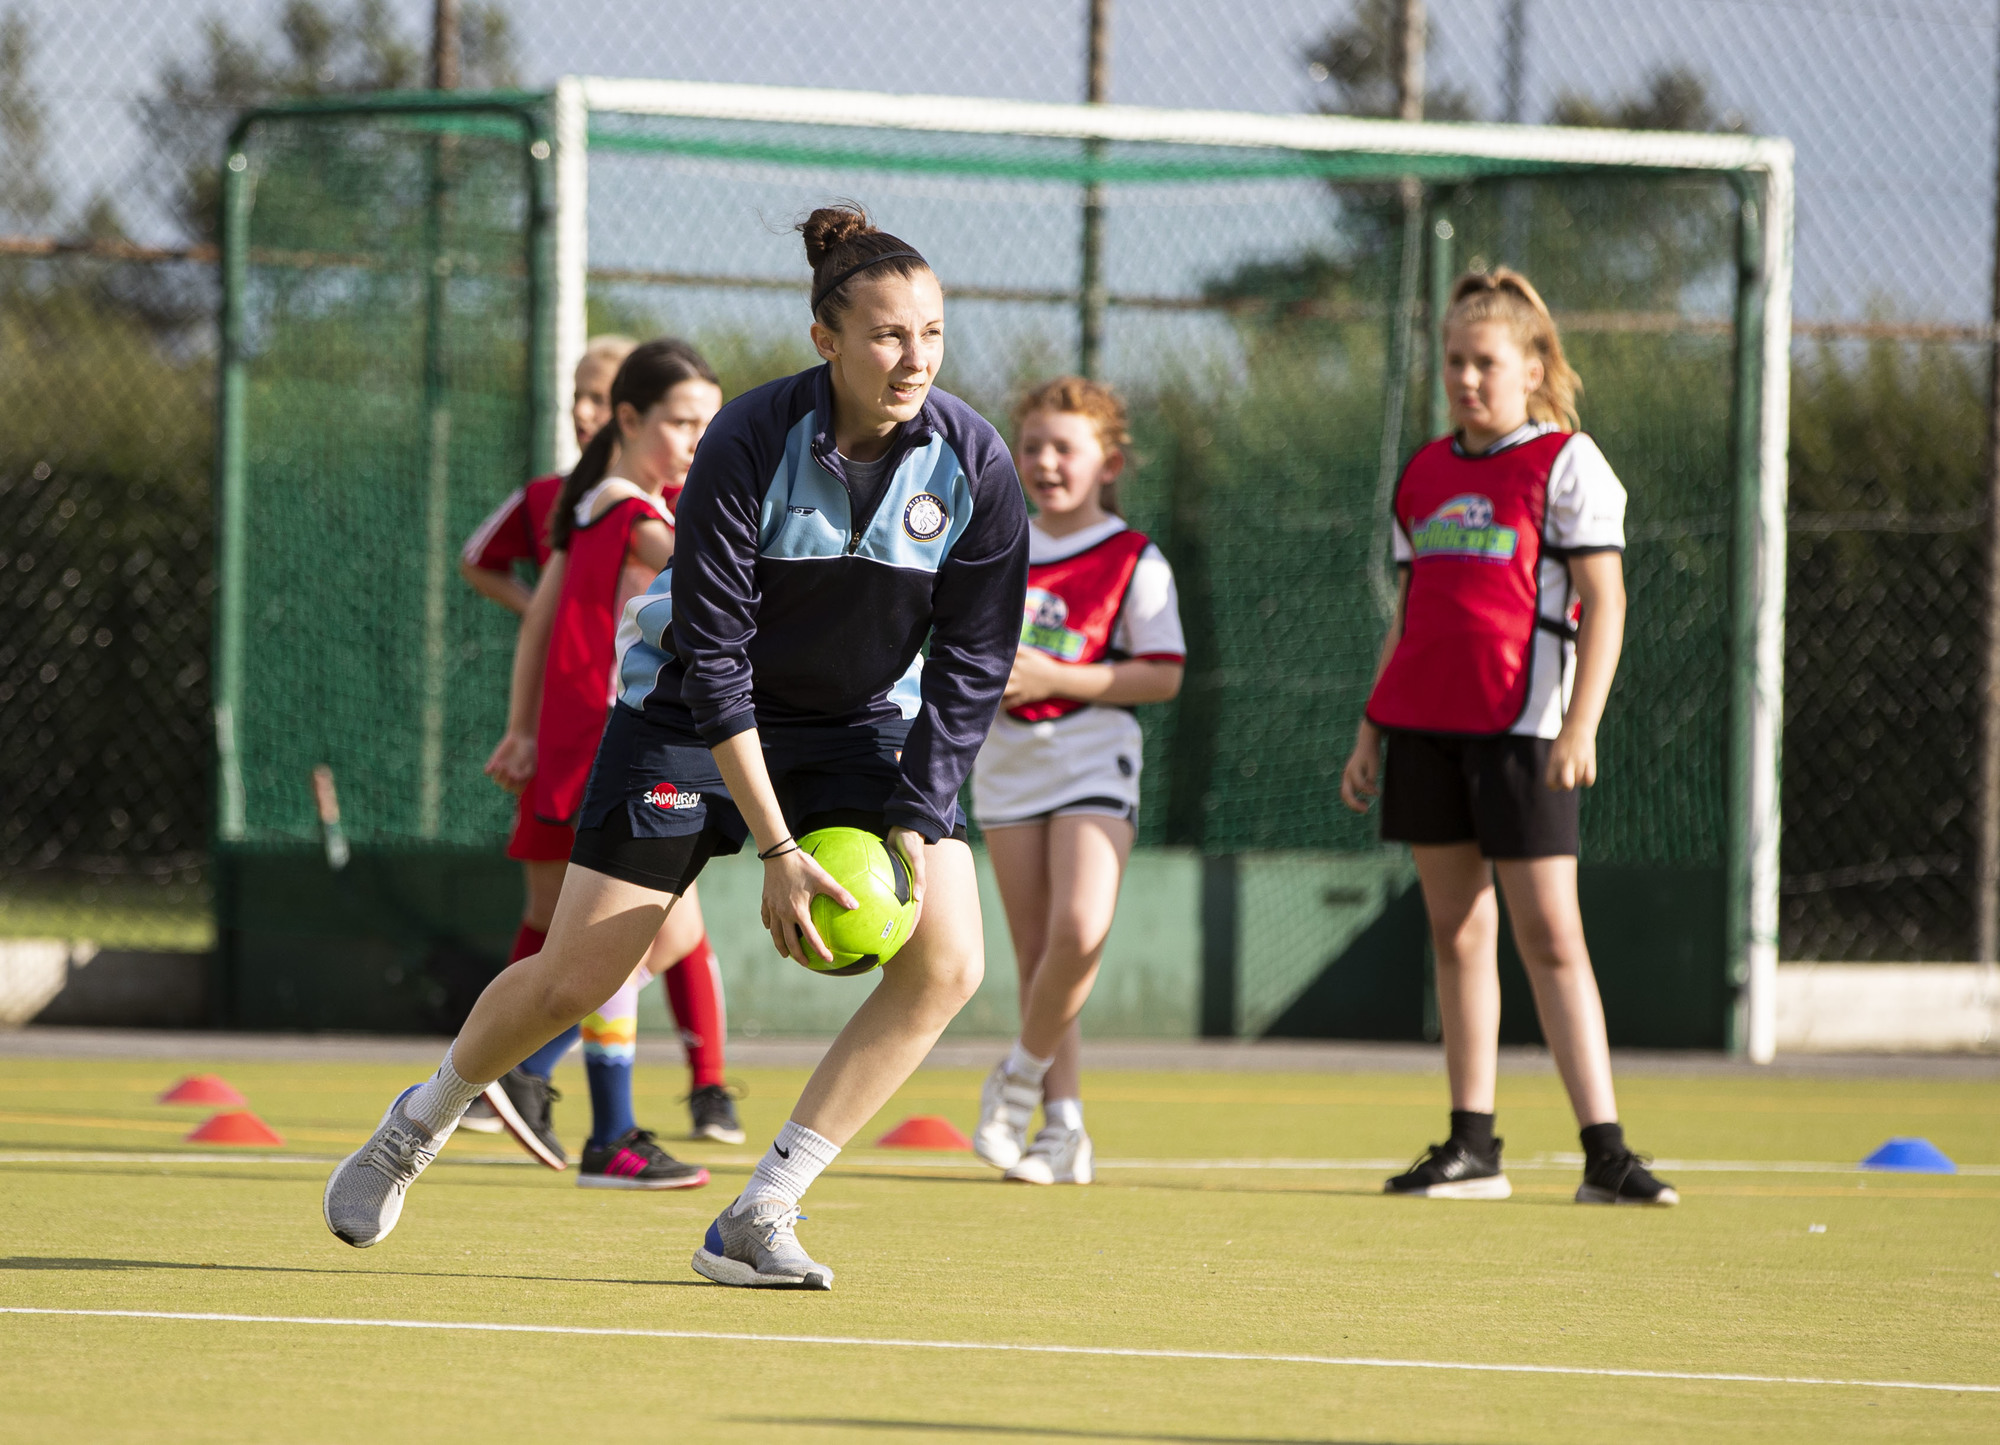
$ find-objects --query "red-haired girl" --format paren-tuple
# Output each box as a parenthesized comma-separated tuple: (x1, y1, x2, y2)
(970, 377, 1184, 1185)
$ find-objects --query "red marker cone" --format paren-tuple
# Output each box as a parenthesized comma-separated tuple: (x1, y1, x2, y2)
(186, 1110, 283, 1146)
(160, 1074, 247, 1107)
(875, 1115, 972, 1150)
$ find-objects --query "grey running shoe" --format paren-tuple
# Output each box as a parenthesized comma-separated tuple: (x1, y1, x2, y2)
(692, 1198, 833, 1290)
(323, 1085, 454, 1248)
(972, 1061, 1040, 1171)
(483, 1067, 566, 1170)
(1384, 1137, 1512, 1199)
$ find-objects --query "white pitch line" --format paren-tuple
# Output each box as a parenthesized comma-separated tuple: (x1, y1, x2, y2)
(1, 1307, 1992, 1396)
(0, 1151, 1994, 1176)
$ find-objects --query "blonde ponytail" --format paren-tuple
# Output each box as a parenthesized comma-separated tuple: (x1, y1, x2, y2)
(1443, 267, 1582, 432)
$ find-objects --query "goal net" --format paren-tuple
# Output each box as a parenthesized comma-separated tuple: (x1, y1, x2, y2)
(212, 82, 1790, 1051)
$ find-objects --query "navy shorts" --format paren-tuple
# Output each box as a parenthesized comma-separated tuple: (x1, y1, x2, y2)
(569, 704, 967, 895)
(1378, 730, 1579, 859)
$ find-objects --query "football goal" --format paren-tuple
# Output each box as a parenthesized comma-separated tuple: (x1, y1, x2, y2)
(211, 80, 1791, 1055)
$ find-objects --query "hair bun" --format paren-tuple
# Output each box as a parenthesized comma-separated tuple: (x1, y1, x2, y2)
(800, 204, 874, 268)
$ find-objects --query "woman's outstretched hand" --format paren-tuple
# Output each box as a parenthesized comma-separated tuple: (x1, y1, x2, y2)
(484, 732, 537, 795)
(1340, 722, 1383, 813)
(760, 845, 859, 968)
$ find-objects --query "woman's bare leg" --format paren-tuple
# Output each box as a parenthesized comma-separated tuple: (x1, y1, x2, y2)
(521, 859, 566, 932)
(642, 878, 708, 970)
(1494, 856, 1617, 1126)
(1412, 842, 1503, 1115)
(1018, 814, 1132, 1102)
(787, 838, 984, 1144)
(451, 867, 678, 1084)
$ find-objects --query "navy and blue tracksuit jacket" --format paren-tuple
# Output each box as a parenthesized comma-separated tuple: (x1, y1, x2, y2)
(613, 365, 1029, 842)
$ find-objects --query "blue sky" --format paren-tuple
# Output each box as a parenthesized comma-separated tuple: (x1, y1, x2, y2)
(12, 0, 1992, 325)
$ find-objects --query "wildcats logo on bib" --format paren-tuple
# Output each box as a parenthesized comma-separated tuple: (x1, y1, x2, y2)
(643, 782, 701, 810)
(1021, 587, 1087, 661)
(1409, 493, 1519, 562)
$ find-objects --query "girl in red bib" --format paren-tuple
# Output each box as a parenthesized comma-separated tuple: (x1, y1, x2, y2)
(456, 336, 632, 1140)
(1342, 269, 1675, 1207)
(970, 378, 1185, 1184)
(482, 339, 740, 1183)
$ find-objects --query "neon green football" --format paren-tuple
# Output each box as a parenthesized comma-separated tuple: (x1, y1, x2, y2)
(799, 826, 918, 976)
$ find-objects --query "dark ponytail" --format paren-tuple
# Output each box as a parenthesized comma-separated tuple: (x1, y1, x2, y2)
(548, 337, 719, 551)
(799, 202, 931, 328)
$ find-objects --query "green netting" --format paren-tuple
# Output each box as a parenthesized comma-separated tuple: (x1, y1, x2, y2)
(578, 116, 1746, 867)
(214, 99, 1752, 1036)
(217, 104, 545, 849)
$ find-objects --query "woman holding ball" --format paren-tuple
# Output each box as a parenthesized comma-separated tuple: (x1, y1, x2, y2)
(324, 204, 1029, 1287)
(1341, 268, 1675, 1207)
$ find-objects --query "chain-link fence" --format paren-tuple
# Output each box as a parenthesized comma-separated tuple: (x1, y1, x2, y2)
(2, 0, 1992, 962)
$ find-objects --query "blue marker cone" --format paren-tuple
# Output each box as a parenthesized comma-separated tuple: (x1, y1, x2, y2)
(1860, 1137, 1956, 1174)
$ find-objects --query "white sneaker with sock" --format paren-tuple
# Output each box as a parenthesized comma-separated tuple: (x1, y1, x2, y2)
(973, 1052, 1045, 1171)
(1004, 1123, 1094, 1185)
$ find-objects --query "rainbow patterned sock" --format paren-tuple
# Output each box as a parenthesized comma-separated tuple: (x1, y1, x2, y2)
(581, 974, 641, 1148)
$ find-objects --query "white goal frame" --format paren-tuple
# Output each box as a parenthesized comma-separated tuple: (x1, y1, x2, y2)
(549, 77, 1795, 1062)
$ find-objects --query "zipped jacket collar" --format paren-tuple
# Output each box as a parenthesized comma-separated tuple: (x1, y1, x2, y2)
(806, 363, 939, 495)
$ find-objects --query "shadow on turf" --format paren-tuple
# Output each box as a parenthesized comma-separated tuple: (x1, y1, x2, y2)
(738, 1418, 1398, 1444)
(0, 1256, 707, 1288)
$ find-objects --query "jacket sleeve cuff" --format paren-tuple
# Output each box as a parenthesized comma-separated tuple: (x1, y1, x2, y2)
(695, 707, 758, 747)
(882, 801, 945, 844)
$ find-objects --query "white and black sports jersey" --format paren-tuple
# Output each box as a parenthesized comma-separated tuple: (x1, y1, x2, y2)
(972, 516, 1185, 826)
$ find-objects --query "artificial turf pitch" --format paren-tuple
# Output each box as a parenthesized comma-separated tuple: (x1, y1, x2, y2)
(0, 1052, 1994, 1443)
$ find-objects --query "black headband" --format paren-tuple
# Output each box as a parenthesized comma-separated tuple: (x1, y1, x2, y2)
(810, 249, 927, 314)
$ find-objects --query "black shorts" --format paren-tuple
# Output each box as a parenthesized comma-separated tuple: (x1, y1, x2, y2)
(1378, 730, 1579, 859)
(568, 705, 968, 895)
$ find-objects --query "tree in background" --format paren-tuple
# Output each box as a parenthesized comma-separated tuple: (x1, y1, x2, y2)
(0, 10, 54, 231)
(1303, 0, 1474, 122)
(140, 0, 518, 243)
(1549, 67, 1746, 134)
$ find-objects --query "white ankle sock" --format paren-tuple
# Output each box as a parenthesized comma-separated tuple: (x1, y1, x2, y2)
(1005, 1040, 1053, 1086)
(1045, 1097, 1084, 1132)
(733, 1119, 840, 1214)
(403, 1045, 485, 1136)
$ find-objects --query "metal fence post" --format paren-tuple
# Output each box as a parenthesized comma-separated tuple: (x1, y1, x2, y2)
(1978, 20, 2000, 965)
(1078, 0, 1110, 379)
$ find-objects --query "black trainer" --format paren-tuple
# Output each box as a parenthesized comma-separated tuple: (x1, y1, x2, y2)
(457, 1094, 503, 1134)
(579, 1128, 711, 1190)
(687, 1083, 746, 1144)
(482, 1067, 567, 1171)
(1576, 1147, 1679, 1206)
(1384, 1137, 1512, 1199)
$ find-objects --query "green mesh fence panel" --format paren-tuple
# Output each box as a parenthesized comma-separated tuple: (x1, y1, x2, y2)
(578, 115, 1747, 865)
(209, 97, 1756, 1037)
(216, 103, 548, 851)
(573, 112, 1753, 1038)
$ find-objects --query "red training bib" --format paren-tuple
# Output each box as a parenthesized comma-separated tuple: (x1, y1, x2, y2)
(1011, 528, 1152, 724)
(1366, 431, 1572, 736)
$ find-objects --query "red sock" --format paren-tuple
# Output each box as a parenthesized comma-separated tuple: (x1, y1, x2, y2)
(509, 923, 548, 965)
(662, 935, 726, 1088)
